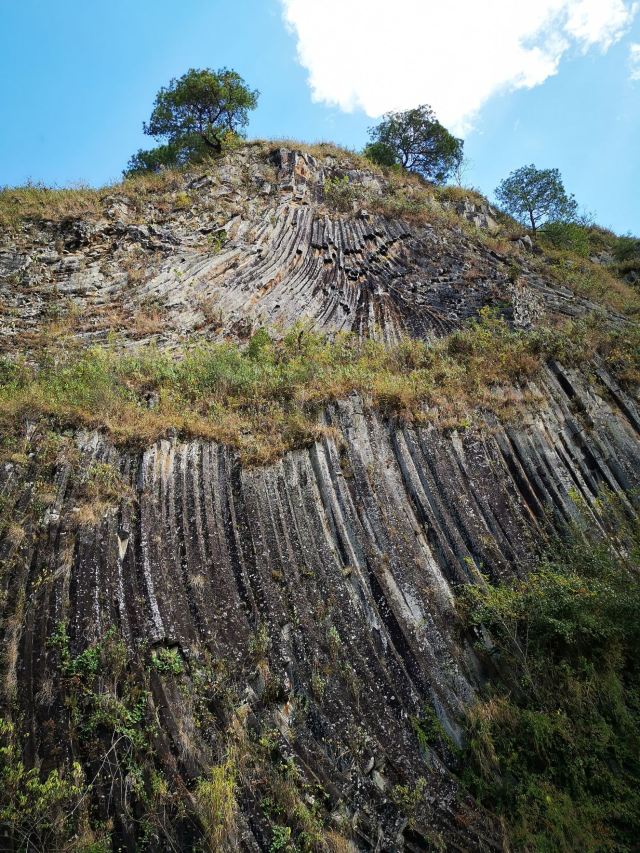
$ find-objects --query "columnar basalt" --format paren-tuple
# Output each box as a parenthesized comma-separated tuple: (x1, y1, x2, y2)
(0, 145, 638, 851)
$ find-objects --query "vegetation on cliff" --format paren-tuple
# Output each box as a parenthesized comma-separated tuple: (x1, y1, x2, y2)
(1, 134, 639, 851)
(461, 493, 640, 851)
(363, 104, 464, 184)
(126, 68, 259, 176)
(1, 312, 638, 465)
(495, 165, 578, 233)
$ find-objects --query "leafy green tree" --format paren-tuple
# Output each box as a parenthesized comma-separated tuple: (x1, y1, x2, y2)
(125, 139, 202, 176)
(495, 165, 578, 232)
(145, 67, 258, 153)
(364, 105, 463, 183)
(125, 68, 258, 175)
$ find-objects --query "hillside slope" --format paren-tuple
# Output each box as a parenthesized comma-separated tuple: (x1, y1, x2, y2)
(1, 144, 639, 852)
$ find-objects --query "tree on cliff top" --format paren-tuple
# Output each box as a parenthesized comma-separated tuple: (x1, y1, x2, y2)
(364, 105, 463, 184)
(495, 165, 578, 232)
(125, 68, 258, 175)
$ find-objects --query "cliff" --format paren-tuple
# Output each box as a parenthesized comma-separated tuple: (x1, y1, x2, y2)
(0, 143, 639, 852)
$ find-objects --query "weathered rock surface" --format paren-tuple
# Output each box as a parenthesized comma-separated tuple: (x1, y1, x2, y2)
(1, 147, 626, 357)
(1, 145, 639, 851)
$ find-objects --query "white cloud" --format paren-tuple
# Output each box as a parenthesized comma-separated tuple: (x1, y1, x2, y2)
(630, 42, 640, 78)
(280, 0, 638, 132)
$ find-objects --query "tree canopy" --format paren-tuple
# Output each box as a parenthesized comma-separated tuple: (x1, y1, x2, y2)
(495, 165, 578, 232)
(125, 141, 200, 177)
(125, 68, 258, 176)
(364, 105, 463, 184)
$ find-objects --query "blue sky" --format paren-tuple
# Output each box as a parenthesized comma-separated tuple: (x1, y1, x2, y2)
(1, 0, 638, 234)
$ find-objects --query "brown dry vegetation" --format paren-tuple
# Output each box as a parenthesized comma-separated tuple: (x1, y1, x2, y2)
(0, 182, 104, 229)
(0, 164, 200, 230)
(533, 248, 640, 316)
(1, 313, 637, 466)
(263, 138, 385, 174)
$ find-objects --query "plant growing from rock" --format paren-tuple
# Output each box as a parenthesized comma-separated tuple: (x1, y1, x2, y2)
(495, 164, 578, 233)
(125, 68, 259, 175)
(194, 757, 237, 851)
(323, 175, 363, 212)
(459, 491, 640, 851)
(365, 105, 463, 184)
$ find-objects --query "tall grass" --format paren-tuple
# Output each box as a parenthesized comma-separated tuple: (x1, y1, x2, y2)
(1, 314, 637, 464)
(194, 758, 237, 851)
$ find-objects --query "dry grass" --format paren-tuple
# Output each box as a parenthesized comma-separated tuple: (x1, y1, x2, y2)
(0, 183, 104, 229)
(128, 304, 169, 337)
(325, 831, 358, 852)
(435, 183, 488, 207)
(194, 758, 237, 852)
(72, 462, 134, 527)
(0, 163, 195, 230)
(195, 293, 225, 330)
(17, 308, 85, 353)
(2, 312, 635, 466)
(534, 248, 640, 316)
(261, 137, 385, 174)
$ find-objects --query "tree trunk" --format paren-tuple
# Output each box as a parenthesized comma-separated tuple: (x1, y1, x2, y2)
(201, 134, 222, 153)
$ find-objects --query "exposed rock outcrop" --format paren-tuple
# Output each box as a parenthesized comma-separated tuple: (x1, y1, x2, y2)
(1, 144, 638, 851)
(1, 147, 627, 356)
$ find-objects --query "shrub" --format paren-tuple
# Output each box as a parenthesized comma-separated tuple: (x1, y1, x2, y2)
(0, 719, 93, 852)
(459, 492, 640, 851)
(151, 647, 183, 675)
(246, 327, 274, 361)
(612, 235, 640, 283)
(125, 140, 199, 176)
(613, 234, 640, 263)
(323, 175, 361, 212)
(249, 624, 271, 662)
(539, 221, 591, 257)
(362, 141, 397, 168)
(269, 825, 292, 851)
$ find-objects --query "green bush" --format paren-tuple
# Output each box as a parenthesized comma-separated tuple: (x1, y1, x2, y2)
(613, 234, 640, 263)
(0, 719, 94, 852)
(323, 175, 361, 212)
(539, 221, 591, 257)
(151, 647, 184, 675)
(460, 492, 640, 851)
(269, 824, 292, 851)
(362, 141, 397, 168)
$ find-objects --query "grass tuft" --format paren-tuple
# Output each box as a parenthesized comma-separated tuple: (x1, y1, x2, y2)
(1, 313, 637, 465)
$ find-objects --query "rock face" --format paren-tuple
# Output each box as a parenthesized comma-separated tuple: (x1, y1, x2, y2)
(1, 147, 625, 356)
(1, 145, 639, 851)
